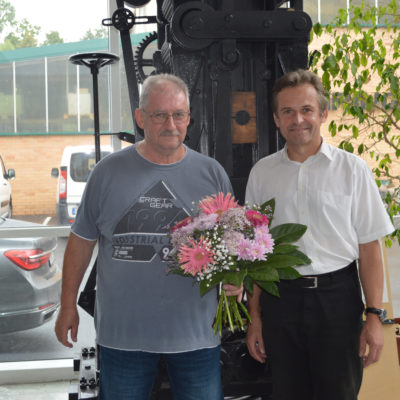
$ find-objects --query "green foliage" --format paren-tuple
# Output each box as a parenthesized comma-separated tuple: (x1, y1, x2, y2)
(80, 28, 108, 41)
(0, 0, 64, 49)
(41, 31, 64, 46)
(0, 0, 14, 34)
(310, 0, 400, 245)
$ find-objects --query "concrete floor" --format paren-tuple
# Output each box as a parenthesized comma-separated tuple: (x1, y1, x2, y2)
(0, 381, 72, 400)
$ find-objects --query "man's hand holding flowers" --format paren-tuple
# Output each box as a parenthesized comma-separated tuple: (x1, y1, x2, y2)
(168, 192, 311, 334)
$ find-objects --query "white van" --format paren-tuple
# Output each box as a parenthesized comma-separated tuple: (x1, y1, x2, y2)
(51, 145, 112, 225)
(0, 154, 15, 218)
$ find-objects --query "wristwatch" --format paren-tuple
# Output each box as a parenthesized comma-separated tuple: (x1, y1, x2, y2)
(365, 307, 387, 322)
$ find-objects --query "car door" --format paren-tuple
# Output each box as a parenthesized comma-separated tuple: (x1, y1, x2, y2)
(0, 155, 12, 217)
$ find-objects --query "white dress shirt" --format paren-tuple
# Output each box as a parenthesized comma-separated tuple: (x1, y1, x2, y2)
(246, 141, 394, 275)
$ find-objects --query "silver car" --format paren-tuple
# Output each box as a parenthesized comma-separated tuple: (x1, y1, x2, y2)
(0, 218, 61, 333)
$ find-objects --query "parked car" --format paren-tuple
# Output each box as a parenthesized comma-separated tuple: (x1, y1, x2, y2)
(51, 145, 112, 225)
(0, 217, 61, 334)
(0, 154, 15, 218)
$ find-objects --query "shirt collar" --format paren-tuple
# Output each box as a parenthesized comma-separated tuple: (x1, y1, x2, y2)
(281, 139, 333, 163)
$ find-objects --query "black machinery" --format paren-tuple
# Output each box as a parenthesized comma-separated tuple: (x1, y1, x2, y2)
(103, 0, 312, 203)
(69, 1, 312, 399)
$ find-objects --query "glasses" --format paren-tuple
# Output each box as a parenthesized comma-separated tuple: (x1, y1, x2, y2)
(142, 110, 190, 125)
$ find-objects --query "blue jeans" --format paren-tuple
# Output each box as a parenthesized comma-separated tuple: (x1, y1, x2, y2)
(98, 345, 224, 400)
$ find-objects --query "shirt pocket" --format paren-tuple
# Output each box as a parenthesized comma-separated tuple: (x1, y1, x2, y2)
(314, 190, 352, 237)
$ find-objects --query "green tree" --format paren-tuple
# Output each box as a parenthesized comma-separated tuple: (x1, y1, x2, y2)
(0, 0, 41, 50)
(41, 31, 64, 46)
(0, 0, 15, 35)
(2, 17, 40, 49)
(310, 0, 400, 245)
(80, 27, 107, 41)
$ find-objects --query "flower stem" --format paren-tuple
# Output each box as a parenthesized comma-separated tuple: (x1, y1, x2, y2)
(222, 289, 234, 332)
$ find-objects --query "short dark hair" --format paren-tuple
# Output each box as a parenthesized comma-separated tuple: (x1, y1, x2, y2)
(272, 69, 328, 115)
(139, 73, 190, 110)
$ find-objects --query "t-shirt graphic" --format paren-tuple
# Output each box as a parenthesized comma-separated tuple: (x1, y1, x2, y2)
(112, 180, 190, 262)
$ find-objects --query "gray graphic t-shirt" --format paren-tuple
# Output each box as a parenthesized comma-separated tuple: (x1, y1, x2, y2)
(72, 145, 232, 352)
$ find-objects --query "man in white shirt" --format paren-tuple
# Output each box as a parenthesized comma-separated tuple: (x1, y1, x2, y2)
(245, 69, 394, 400)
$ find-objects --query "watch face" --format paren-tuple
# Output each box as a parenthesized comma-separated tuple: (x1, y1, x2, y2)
(365, 307, 387, 322)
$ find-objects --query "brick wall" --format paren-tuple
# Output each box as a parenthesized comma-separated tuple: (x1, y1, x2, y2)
(0, 135, 114, 216)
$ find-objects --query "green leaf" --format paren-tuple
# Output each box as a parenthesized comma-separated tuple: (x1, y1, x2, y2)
(248, 265, 280, 282)
(256, 280, 280, 297)
(393, 106, 400, 122)
(243, 275, 254, 294)
(249, 254, 308, 270)
(361, 54, 368, 67)
(352, 125, 359, 138)
(270, 223, 307, 244)
(259, 198, 275, 222)
(221, 269, 247, 287)
(286, 250, 312, 265)
(322, 44, 331, 55)
(199, 272, 224, 295)
(278, 267, 302, 280)
(274, 244, 299, 254)
(313, 23, 322, 36)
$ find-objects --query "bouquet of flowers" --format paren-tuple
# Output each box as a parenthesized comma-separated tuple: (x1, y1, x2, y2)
(168, 192, 311, 335)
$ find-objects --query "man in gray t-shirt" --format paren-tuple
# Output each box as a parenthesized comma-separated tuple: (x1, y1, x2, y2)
(55, 74, 240, 400)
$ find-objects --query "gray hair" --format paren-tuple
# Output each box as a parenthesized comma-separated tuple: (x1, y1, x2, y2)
(272, 69, 328, 115)
(139, 73, 190, 110)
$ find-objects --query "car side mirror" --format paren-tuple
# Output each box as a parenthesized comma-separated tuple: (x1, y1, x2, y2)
(6, 168, 15, 180)
(51, 168, 59, 178)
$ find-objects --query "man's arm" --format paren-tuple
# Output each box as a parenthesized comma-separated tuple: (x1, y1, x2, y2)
(246, 284, 267, 363)
(358, 239, 384, 367)
(55, 232, 97, 348)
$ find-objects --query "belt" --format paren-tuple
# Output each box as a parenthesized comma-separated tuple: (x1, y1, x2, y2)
(280, 261, 357, 289)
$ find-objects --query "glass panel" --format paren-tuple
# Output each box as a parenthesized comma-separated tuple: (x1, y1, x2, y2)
(15, 59, 46, 133)
(48, 56, 78, 133)
(320, 0, 347, 24)
(78, 64, 109, 134)
(120, 52, 135, 133)
(0, 63, 14, 133)
(304, 0, 319, 24)
(377, 0, 397, 25)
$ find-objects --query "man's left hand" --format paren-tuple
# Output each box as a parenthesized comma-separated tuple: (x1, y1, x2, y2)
(223, 283, 244, 302)
(359, 315, 384, 367)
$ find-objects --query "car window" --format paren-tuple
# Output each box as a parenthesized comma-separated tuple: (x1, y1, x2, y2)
(70, 151, 110, 182)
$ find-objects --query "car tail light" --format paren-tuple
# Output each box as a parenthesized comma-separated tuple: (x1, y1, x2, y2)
(4, 249, 52, 271)
(59, 166, 67, 200)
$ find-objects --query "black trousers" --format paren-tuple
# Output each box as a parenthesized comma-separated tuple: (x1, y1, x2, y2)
(260, 263, 364, 400)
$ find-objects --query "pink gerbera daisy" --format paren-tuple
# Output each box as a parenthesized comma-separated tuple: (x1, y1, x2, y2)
(178, 238, 214, 276)
(199, 192, 239, 216)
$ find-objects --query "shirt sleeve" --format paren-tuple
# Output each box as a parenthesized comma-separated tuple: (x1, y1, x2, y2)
(352, 160, 394, 244)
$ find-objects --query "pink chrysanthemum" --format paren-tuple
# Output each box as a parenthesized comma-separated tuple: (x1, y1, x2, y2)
(254, 230, 274, 254)
(237, 238, 254, 261)
(246, 210, 269, 227)
(250, 243, 268, 261)
(178, 238, 214, 276)
(199, 192, 239, 216)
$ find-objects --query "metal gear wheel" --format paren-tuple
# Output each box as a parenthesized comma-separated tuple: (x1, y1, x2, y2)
(134, 31, 158, 83)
